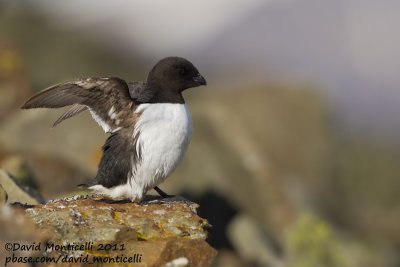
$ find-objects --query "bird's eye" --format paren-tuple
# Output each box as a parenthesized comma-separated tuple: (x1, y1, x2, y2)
(179, 68, 187, 76)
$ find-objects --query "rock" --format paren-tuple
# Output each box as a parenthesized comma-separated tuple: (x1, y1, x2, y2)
(285, 213, 346, 267)
(24, 195, 217, 267)
(0, 156, 34, 187)
(212, 249, 252, 267)
(284, 213, 394, 267)
(227, 213, 284, 267)
(0, 204, 49, 266)
(0, 109, 106, 175)
(1, 154, 90, 199)
(0, 184, 8, 204)
(0, 169, 40, 205)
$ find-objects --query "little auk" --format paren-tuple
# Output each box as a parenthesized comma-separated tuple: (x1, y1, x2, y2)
(21, 57, 207, 202)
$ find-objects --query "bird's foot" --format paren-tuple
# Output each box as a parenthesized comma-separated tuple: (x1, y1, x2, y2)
(154, 186, 174, 198)
(138, 187, 193, 206)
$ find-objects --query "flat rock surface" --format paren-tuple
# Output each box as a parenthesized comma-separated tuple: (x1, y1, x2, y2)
(23, 195, 216, 267)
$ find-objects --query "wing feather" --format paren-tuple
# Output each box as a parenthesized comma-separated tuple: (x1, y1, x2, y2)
(21, 77, 136, 131)
(52, 104, 88, 127)
(22, 77, 143, 189)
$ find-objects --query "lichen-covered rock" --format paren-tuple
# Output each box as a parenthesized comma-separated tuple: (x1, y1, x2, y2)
(0, 204, 50, 266)
(24, 195, 217, 267)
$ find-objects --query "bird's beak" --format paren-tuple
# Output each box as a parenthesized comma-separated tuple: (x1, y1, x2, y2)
(193, 73, 207, 86)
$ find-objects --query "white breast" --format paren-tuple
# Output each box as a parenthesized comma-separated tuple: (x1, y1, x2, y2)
(130, 103, 192, 197)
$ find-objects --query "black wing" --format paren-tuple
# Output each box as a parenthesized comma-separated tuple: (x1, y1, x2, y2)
(22, 77, 142, 188)
(22, 77, 136, 131)
(87, 127, 140, 187)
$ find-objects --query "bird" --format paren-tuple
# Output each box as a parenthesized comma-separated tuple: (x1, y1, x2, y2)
(21, 57, 206, 202)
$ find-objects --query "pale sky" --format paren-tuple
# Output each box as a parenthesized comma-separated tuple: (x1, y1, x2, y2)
(34, 0, 275, 56)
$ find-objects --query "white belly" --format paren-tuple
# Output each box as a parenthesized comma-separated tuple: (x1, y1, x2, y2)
(130, 103, 192, 196)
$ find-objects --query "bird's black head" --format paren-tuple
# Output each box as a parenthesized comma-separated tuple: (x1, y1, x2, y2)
(146, 57, 206, 103)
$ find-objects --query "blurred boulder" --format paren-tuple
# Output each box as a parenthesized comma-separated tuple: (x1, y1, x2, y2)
(25, 195, 217, 267)
(211, 249, 252, 267)
(320, 139, 400, 245)
(0, 184, 8, 204)
(285, 213, 346, 267)
(227, 213, 283, 267)
(0, 169, 41, 205)
(0, 108, 106, 176)
(0, 155, 37, 189)
(1, 154, 90, 199)
(284, 213, 394, 267)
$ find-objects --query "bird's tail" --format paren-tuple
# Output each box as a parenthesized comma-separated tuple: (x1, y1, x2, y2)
(77, 177, 98, 189)
(77, 183, 89, 189)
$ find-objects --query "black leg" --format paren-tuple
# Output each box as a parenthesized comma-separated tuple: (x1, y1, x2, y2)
(154, 186, 172, 198)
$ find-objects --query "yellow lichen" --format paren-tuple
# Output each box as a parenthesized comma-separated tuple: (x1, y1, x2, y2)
(286, 213, 347, 267)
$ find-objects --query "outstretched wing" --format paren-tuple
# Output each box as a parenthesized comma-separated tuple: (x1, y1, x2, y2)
(22, 77, 145, 188)
(21, 77, 136, 132)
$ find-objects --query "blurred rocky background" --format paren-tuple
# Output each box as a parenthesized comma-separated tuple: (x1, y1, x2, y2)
(1, 1, 400, 266)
